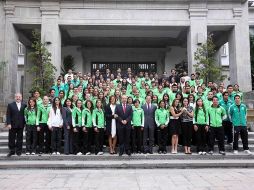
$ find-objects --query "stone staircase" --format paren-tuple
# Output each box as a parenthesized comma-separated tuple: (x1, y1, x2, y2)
(0, 130, 253, 169)
(0, 102, 6, 123)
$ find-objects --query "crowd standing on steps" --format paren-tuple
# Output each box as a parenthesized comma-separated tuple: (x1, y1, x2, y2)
(5, 68, 252, 157)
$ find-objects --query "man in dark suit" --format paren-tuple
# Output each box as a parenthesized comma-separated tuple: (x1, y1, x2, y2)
(6, 93, 26, 157)
(115, 95, 133, 156)
(142, 95, 157, 154)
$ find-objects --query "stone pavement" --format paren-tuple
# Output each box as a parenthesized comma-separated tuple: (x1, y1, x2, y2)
(0, 168, 254, 190)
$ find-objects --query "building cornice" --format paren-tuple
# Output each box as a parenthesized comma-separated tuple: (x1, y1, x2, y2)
(40, 6, 60, 16)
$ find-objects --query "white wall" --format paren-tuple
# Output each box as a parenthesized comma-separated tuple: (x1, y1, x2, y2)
(61, 46, 83, 74)
(164, 46, 187, 74)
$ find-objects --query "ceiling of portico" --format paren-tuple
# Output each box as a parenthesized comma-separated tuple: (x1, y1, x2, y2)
(60, 25, 188, 48)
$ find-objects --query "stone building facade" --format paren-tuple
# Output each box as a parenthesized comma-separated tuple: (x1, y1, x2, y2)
(0, 0, 253, 104)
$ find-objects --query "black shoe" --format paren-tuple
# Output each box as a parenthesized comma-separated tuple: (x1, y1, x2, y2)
(158, 151, 162, 154)
(163, 151, 167, 154)
(7, 152, 14, 157)
(149, 150, 153, 154)
(127, 150, 131, 156)
(16, 153, 22, 156)
(119, 150, 124, 156)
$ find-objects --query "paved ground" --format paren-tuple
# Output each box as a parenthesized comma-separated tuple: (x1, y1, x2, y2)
(0, 169, 254, 190)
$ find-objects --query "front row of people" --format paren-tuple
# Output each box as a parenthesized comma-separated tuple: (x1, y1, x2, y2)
(6, 93, 251, 157)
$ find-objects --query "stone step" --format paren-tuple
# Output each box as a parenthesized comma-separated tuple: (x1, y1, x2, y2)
(0, 145, 253, 154)
(1, 159, 254, 169)
(1, 153, 253, 161)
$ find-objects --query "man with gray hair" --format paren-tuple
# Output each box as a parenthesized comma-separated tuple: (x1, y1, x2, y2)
(6, 93, 26, 157)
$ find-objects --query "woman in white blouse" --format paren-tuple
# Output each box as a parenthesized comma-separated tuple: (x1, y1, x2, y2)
(105, 95, 118, 154)
(47, 97, 63, 155)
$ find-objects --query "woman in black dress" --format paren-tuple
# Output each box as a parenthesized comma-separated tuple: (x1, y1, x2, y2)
(62, 98, 73, 155)
(169, 99, 184, 154)
(105, 95, 118, 154)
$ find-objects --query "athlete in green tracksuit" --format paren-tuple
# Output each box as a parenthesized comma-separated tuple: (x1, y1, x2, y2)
(72, 100, 84, 155)
(24, 98, 37, 155)
(36, 96, 51, 154)
(155, 100, 169, 154)
(82, 100, 94, 155)
(131, 99, 144, 153)
(229, 95, 251, 154)
(207, 96, 226, 155)
(92, 100, 105, 155)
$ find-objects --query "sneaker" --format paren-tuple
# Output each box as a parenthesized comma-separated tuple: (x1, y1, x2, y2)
(233, 150, 239, 154)
(198, 151, 203, 155)
(26, 152, 30, 155)
(244, 150, 252, 155)
(219, 151, 226, 155)
(163, 151, 167, 154)
(98, 152, 104, 155)
(52, 152, 56, 155)
(56, 152, 61, 155)
(77, 152, 83, 156)
(208, 151, 214, 155)
(158, 151, 162, 154)
(86, 152, 91, 155)
(202, 152, 207, 155)
(31, 152, 36, 155)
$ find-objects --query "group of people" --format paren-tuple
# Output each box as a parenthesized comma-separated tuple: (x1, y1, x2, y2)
(5, 68, 252, 157)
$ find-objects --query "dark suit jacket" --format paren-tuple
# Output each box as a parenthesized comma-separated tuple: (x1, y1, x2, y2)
(115, 104, 133, 128)
(142, 103, 157, 128)
(62, 107, 73, 129)
(6, 102, 26, 128)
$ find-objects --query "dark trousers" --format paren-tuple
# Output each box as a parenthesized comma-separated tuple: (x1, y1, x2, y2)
(223, 120, 233, 143)
(182, 122, 192, 147)
(8, 127, 24, 154)
(233, 126, 249, 151)
(132, 127, 142, 152)
(196, 125, 207, 152)
(118, 125, 131, 153)
(51, 127, 62, 152)
(208, 126, 225, 151)
(95, 128, 104, 154)
(38, 123, 51, 153)
(143, 126, 155, 152)
(157, 127, 167, 152)
(63, 125, 73, 154)
(73, 127, 84, 154)
(84, 127, 93, 153)
(26, 125, 37, 153)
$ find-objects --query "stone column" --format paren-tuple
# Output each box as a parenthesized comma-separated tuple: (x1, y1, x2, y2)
(187, 6, 208, 75)
(228, 4, 252, 92)
(1, 4, 19, 103)
(40, 5, 61, 77)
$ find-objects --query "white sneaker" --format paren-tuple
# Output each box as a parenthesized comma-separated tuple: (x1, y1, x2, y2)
(208, 151, 214, 155)
(56, 152, 61, 155)
(198, 151, 203, 155)
(98, 152, 104, 155)
(244, 150, 252, 155)
(86, 152, 91, 155)
(52, 152, 56, 155)
(77, 152, 83, 156)
(202, 152, 207, 155)
(26, 152, 30, 155)
(233, 150, 238, 154)
(31, 152, 36, 155)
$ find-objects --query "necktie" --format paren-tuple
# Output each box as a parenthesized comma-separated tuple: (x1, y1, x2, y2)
(147, 104, 150, 110)
(123, 104, 126, 113)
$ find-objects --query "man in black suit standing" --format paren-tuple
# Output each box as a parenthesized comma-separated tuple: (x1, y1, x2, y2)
(142, 95, 157, 154)
(115, 95, 133, 156)
(6, 93, 26, 157)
